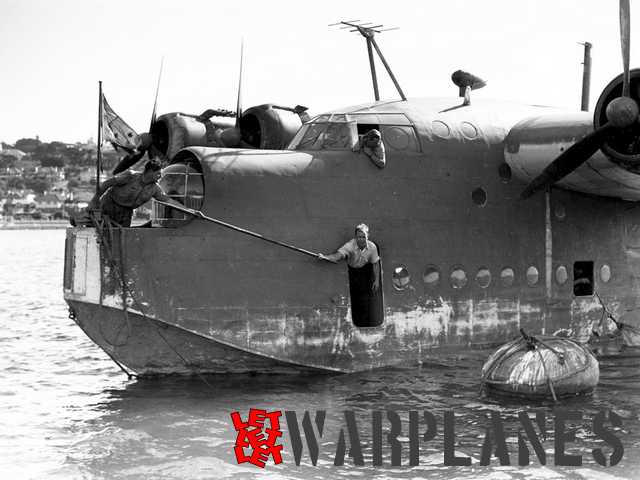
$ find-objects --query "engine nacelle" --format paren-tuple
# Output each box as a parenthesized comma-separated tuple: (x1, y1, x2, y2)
(150, 112, 234, 160)
(239, 104, 304, 149)
(593, 68, 640, 165)
(150, 104, 305, 160)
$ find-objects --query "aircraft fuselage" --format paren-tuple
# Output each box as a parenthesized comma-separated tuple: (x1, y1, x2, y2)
(64, 97, 640, 373)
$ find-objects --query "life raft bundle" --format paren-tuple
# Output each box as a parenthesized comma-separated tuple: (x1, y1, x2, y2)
(481, 329, 599, 401)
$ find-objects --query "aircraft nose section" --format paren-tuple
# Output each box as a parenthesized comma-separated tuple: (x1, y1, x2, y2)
(157, 146, 317, 224)
(153, 158, 206, 227)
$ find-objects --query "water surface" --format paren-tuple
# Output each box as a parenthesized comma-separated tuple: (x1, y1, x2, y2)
(1, 229, 638, 479)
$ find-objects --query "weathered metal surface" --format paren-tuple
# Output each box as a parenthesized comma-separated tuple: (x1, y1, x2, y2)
(67, 300, 325, 375)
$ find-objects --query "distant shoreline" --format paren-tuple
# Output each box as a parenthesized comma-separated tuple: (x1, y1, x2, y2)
(0, 220, 69, 230)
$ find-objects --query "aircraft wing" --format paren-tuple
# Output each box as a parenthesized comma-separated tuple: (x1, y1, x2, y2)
(505, 112, 640, 201)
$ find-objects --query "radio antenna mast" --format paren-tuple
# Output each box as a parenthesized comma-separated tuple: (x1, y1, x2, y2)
(330, 20, 406, 101)
(579, 42, 592, 112)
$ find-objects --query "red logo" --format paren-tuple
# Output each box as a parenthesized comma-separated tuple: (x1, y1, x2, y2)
(231, 408, 284, 468)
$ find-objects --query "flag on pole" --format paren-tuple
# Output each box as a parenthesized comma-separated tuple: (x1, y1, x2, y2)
(101, 93, 140, 153)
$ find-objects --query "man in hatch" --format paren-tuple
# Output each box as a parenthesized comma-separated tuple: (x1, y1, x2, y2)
(318, 223, 380, 285)
(318, 224, 381, 325)
(87, 159, 183, 227)
(355, 129, 386, 168)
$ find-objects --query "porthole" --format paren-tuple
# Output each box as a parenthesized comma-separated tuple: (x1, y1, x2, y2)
(555, 265, 568, 285)
(500, 267, 515, 287)
(526, 266, 539, 286)
(450, 267, 468, 289)
(392, 265, 410, 290)
(472, 187, 487, 206)
(423, 265, 440, 288)
(498, 163, 512, 182)
(460, 121, 478, 139)
(475, 268, 491, 288)
(600, 264, 612, 283)
(432, 120, 450, 138)
(384, 126, 410, 150)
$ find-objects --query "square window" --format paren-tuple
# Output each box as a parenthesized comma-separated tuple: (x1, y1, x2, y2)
(573, 261, 594, 296)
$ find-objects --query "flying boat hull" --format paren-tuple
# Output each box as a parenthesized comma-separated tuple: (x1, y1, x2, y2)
(63, 96, 640, 375)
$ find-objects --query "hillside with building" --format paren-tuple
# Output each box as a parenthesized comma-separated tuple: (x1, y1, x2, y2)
(0, 137, 128, 224)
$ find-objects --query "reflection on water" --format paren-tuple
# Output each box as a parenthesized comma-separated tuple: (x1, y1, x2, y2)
(1, 230, 639, 479)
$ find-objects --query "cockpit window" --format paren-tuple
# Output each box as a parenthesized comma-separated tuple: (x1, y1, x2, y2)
(288, 112, 420, 153)
(288, 116, 357, 151)
(294, 123, 328, 150)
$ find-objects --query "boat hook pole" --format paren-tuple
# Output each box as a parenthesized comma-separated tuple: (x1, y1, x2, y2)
(156, 201, 322, 259)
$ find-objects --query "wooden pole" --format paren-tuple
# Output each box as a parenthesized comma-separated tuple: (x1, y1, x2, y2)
(155, 201, 321, 258)
(96, 81, 103, 196)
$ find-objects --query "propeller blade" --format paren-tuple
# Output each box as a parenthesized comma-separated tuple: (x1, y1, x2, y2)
(621, 0, 631, 97)
(521, 124, 615, 199)
(216, 40, 245, 148)
(150, 57, 164, 129)
(235, 39, 244, 129)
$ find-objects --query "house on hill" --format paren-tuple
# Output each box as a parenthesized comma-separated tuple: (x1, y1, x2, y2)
(35, 193, 63, 211)
(65, 190, 93, 213)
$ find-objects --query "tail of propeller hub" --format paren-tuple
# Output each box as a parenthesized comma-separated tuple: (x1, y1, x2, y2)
(594, 68, 640, 163)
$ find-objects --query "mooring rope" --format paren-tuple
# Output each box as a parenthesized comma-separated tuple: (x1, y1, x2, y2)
(520, 328, 561, 403)
(93, 215, 132, 348)
(520, 328, 565, 363)
(535, 348, 558, 403)
(69, 304, 133, 378)
(89, 213, 215, 389)
(594, 291, 622, 330)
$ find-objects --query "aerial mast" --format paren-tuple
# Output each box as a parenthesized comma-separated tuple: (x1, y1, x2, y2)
(331, 20, 406, 101)
(579, 42, 592, 111)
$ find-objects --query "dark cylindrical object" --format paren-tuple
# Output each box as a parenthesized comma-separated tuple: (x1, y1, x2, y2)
(581, 42, 592, 112)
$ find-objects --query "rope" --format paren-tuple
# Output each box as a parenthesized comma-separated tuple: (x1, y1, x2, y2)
(520, 328, 565, 363)
(155, 201, 321, 258)
(520, 328, 561, 401)
(536, 348, 558, 403)
(90, 213, 216, 389)
(118, 227, 131, 344)
(593, 291, 640, 348)
(594, 291, 622, 330)
(69, 304, 133, 379)
(94, 215, 131, 348)
(483, 337, 526, 380)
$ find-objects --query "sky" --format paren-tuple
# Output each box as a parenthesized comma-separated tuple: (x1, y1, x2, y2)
(0, 0, 638, 145)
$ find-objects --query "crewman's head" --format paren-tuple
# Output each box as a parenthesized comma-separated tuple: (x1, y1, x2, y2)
(364, 129, 381, 146)
(142, 159, 162, 183)
(355, 223, 369, 248)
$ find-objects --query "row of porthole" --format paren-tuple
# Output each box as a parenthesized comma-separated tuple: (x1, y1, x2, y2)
(391, 264, 612, 291)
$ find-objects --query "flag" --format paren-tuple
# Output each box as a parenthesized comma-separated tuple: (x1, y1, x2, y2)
(101, 93, 139, 153)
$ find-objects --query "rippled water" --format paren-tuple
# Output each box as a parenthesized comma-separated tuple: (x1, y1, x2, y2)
(1, 229, 639, 479)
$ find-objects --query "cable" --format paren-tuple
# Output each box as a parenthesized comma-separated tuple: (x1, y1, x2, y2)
(90, 213, 216, 389)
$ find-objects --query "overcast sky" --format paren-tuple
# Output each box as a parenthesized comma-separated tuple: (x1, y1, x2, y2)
(0, 0, 637, 144)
